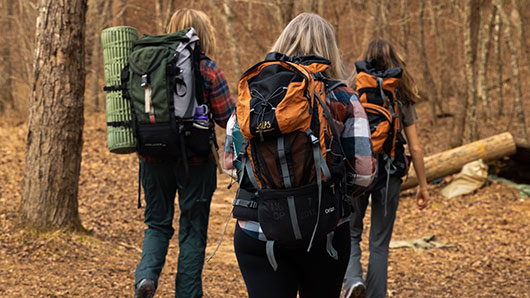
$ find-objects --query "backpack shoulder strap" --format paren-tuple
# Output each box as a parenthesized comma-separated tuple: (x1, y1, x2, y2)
(193, 45, 206, 106)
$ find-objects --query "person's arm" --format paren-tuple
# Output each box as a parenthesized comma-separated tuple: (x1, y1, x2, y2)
(223, 112, 236, 171)
(200, 59, 235, 128)
(403, 123, 429, 210)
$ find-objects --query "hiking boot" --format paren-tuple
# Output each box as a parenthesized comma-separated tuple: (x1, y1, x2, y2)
(134, 279, 156, 298)
(347, 281, 366, 298)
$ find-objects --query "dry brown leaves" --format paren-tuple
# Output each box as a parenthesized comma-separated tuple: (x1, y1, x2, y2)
(0, 109, 529, 297)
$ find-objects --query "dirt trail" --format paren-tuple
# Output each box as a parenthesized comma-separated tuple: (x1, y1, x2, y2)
(1, 113, 529, 297)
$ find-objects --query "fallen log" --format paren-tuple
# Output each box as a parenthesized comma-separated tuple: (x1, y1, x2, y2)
(401, 132, 516, 190)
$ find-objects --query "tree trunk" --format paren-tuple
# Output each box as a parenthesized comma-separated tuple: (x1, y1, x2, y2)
(402, 132, 516, 190)
(208, 0, 241, 92)
(515, 0, 530, 75)
(428, 0, 447, 113)
(477, 1, 495, 120)
(0, 0, 15, 113)
(89, 0, 111, 112)
(155, 0, 175, 33)
(493, 4, 503, 116)
(462, 0, 481, 143)
(494, 0, 528, 141)
(21, 0, 87, 230)
(399, 0, 409, 61)
(360, 1, 378, 58)
(112, 0, 126, 26)
(449, 0, 468, 147)
(418, 1, 439, 125)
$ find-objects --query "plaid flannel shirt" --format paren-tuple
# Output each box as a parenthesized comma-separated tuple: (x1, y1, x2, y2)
(201, 59, 235, 129)
(327, 85, 376, 197)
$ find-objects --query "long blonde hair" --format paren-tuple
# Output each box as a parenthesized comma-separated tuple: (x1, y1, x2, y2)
(270, 13, 346, 81)
(363, 39, 419, 104)
(166, 8, 216, 56)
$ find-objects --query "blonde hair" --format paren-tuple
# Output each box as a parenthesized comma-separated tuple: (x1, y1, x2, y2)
(270, 13, 346, 81)
(363, 39, 419, 104)
(166, 8, 216, 56)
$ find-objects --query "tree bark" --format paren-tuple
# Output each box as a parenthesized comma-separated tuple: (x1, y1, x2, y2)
(493, 4, 503, 116)
(399, 0, 410, 61)
(0, 0, 15, 113)
(494, 0, 528, 141)
(477, 1, 495, 120)
(88, 0, 111, 112)
(111, 0, 126, 26)
(21, 0, 87, 230)
(428, 0, 453, 112)
(462, 0, 481, 143)
(402, 132, 516, 190)
(418, 0, 440, 124)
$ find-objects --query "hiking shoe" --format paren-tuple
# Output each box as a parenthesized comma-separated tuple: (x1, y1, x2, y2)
(134, 279, 156, 298)
(346, 281, 366, 298)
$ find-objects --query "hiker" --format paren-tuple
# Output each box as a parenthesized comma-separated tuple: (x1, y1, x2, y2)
(341, 39, 430, 298)
(225, 13, 375, 298)
(133, 8, 235, 298)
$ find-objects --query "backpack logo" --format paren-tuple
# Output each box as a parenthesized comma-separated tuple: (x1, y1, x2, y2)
(324, 207, 335, 214)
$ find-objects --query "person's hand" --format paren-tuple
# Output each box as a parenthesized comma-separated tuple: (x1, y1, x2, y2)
(222, 152, 235, 171)
(416, 187, 429, 210)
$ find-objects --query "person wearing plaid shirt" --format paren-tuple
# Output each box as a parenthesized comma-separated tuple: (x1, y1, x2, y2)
(134, 9, 235, 298)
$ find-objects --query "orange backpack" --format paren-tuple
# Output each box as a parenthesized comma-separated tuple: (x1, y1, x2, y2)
(236, 53, 349, 250)
(355, 60, 402, 157)
(355, 59, 408, 185)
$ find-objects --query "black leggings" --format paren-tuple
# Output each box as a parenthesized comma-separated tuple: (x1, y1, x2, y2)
(234, 222, 350, 298)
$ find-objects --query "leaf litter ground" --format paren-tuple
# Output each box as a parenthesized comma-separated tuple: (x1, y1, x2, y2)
(0, 111, 529, 297)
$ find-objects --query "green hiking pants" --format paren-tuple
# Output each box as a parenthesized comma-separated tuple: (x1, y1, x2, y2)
(135, 158, 217, 298)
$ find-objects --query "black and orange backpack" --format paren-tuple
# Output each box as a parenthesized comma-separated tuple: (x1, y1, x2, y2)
(235, 52, 350, 255)
(355, 59, 408, 186)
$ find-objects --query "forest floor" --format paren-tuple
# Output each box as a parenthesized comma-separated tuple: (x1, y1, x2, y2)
(1, 102, 529, 297)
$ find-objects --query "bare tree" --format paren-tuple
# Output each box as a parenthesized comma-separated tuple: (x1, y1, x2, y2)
(87, 0, 112, 112)
(399, 0, 410, 61)
(155, 0, 176, 33)
(428, 0, 451, 113)
(416, 0, 441, 125)
(360, 1, 379, 57)
(112, 0, 126, 26)
(492, 3, 503, 116)
(21, 0, 87, 230)
(462, 0, 481, 142)
(476, 1, 495, 120)
(493, 0, 528, 141)
(208, 0, 242, 91)
(0, 0, 15, 113)
(512, 0, 530, 74)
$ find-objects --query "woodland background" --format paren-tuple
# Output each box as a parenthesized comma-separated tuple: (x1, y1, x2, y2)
(0, 0, 529, 297)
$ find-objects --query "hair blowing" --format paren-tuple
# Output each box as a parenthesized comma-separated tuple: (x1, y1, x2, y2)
(166, 8, 216, 56)
(270, 13, 346, 81)
(363, 39, 419, 105)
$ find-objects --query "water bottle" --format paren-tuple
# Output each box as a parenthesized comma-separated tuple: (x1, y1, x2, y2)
(193, 104, 209, 130)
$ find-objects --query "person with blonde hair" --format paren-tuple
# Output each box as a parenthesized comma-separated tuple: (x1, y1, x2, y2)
(229, 12, 375, 298)
(341, 39, 429, 298)
(134, 8, 235, 298)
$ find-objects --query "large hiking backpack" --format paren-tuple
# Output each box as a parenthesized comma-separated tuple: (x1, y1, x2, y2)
(115, 27, 214, 165)
(355, 59, 408, 184)
(236, 53, 350, 251)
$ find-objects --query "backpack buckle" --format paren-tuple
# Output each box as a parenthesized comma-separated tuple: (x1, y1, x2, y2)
(140, 74, 149, 88)
(310, 134, 319, 145)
